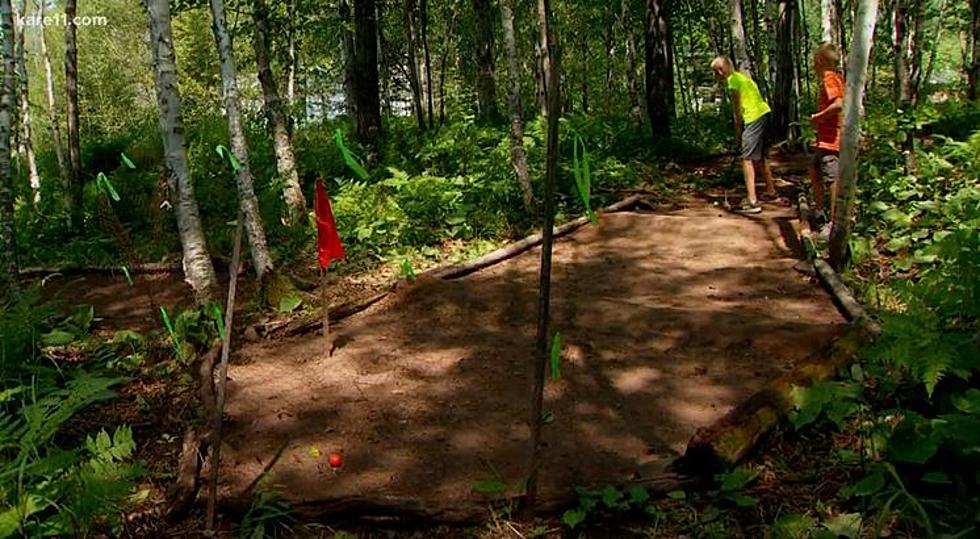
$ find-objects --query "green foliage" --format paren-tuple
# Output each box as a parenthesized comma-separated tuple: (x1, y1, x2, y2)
(239, 475, 296, 539)
(561, 484, 653, 529)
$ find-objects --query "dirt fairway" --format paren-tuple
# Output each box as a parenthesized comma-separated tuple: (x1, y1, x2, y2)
(218, 197, 846, 516)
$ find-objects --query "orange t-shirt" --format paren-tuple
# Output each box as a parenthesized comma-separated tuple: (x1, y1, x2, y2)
(816, 70, 844, 152)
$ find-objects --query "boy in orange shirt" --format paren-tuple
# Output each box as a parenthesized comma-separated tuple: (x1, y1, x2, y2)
(808, 43, 844, 238)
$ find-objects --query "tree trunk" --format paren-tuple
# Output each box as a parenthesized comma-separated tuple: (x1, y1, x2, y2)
(352, 0, 382, 148)
(286, 0, 297, 108)
(253, 0, 307, 225)
(209, 0, 275, 281)
(772, 0, 796, 142)
(620, 0, 641, 122)
(144, 0, 219, 304)
(535, 42, 547, 116)
(499, 0, 534, 212)
(906, 0, 926, 106)
(921, 0, 950, 94)
(38, 0, 68, 207)
(829, 0, 879, 268)
(473, 0, 499, 122)
(971, 0, 980, 100)
(821, 0, 836, 43)
(65, 0, 82, 232)
(12, 0, 39, 206)
(834, 0, 848, 59)
(420, 0, 434, 129)
(893, 0, 912, 105)
(438, 0, 460, 125)
(525, 0, 559, 514)
(339, 0, 356, 116)
(580, 38, 589, 114)
(731, 0, 753, 76)
(0, 0, 17, 295)
(644, 0, 674, 139)
(404, 0, 425, 129)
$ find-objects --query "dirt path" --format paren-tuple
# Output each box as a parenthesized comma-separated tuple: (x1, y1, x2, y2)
(217, 192, 846, 515)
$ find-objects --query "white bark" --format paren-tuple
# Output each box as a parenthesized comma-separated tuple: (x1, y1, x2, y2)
(829, 0, 879, 268)
(209, 0, 275, 280)
(144, 0, 219, 303)
(12, 0, 39, 205)
(821, 0, 836, 43)
(731, 0, 753, 77)
(38, 0, 68, 207)
(0, 0, 19, 291)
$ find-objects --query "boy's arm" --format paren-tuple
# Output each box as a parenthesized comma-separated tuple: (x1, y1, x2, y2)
(731, 90, 743, 143)
(811, 97, 843, 121)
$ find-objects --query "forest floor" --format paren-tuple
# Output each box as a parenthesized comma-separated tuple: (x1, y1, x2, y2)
(41, 153, 857, 536)
(212, 154, 847, 522)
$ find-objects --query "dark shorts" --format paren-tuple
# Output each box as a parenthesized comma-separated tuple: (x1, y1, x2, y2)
(812, 148, 839, 183)
(741, 113, 770, 161)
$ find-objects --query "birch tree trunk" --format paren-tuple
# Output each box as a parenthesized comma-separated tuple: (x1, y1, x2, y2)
(971, 0, 980, 100)
(438, 0, 460, 125)
(12, 0, 39, 206)
(644, 0, 674, 139)
(620, 0, 641, 122)
(38, 0, 68, 207)
(286, 0, 297, 107)
(65, 0, 83, 231)
(144, 0, 219, 304)
(0, 0, 18, 295)
(499, 0, 534, 212)
(731, 0, 754, 76)
(420, 0, 434, 129)
(821, 0, 837, 43)
(404, 0, 426, 129)
(252, 0, 306, 225)
(525, 0, 559, 513)
(892, 0, 912, 105)
(209, 0, 275, 281)
(829, 0, 879, 269)
(352, 0, 382, 148)
(473, 0, 499, 122)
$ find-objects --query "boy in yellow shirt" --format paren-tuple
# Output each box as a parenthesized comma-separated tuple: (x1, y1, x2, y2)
(710, 56, 778, 214)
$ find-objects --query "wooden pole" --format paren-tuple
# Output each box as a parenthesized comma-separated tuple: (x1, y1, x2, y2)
(205, 213, 244, 531)
(525, 0, 559, 515)
(321, 267, 332, 354)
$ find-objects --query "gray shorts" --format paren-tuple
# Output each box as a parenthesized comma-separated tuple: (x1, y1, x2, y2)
(741, 113, 770, 161)
(812, 148, 839, 183)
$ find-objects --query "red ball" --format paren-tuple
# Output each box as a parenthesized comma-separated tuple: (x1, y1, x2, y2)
(328, 452, 343, 468)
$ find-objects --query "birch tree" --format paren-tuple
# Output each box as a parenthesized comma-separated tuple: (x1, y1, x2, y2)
(65, 0, 82, 231)
(38, 0, 68, 210)
(500, 0, 534, 212)
(420, 0, 434, 129)
(731, 0, 754, 76)
(821, 0, 837, 44)
(144, 0, 219, 303)
(620, 0, 641, 122)
(252, 0, 307, 224)
(404, 0, 426, 129)
(209, 0, 275, 281)
(971, 0, 980, 100)
(473, 0, 499, 122)
(12, 0, 39, 206)
(0, 0, 17, 295)
(829, 0, 879, 269)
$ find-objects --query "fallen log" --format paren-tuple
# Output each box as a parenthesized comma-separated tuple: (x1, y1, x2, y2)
(19, 258, 233, 279)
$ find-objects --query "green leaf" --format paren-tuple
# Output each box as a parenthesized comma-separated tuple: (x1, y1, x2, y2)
(882, 208, 912, 227)
(472, 479, 507, 495)
(666, 490, 686, 500)
(921, 471, 951, 484)
(884, 235, 911, 252)
(841, 468, 885, 498)
(887, 414, 940, 464)
(40, 329, 75, 347)
(600, 485, 623, 508)
(278, 291, 303, 313)
(400, 259, 416, 281)
(571, 132, 598, 224)
(772, 512, 816, 539)
(549, 332, 562, 380)
(120, 152, 136, 169)
(718, 467, 758, 492)
(96, 172, 121, 202)
(822, 512, 862, 539)
(121, 266, 133, 286)
(952, 389, 980, 414)
(334, 129, 370, 180)
(562, 508, 586, 529)
(215, 144, 241, 171)
(699, 506, 721, 523)
(628, 486, 649, 505)
(731, 493, 758, 506)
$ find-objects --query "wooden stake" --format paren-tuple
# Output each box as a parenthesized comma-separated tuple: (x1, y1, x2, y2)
(321, 267, 333, 354)
(205, 213, 244, 531)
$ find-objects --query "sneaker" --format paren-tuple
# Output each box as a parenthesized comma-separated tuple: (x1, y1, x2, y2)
(736, 200, 762, 214)
(761, 190, 780, 201)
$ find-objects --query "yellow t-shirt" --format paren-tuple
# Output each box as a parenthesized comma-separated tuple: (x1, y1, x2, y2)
(727, 72, 771, 125)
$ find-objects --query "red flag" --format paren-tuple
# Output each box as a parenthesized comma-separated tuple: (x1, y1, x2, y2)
(314, 179, 345, 269)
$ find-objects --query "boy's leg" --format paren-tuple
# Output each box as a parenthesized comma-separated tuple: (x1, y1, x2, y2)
(808, 151, 826, 214)
(742, 159, 758, 203)
(756, 158, 777, 197)
(829, 180, 839, 222)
